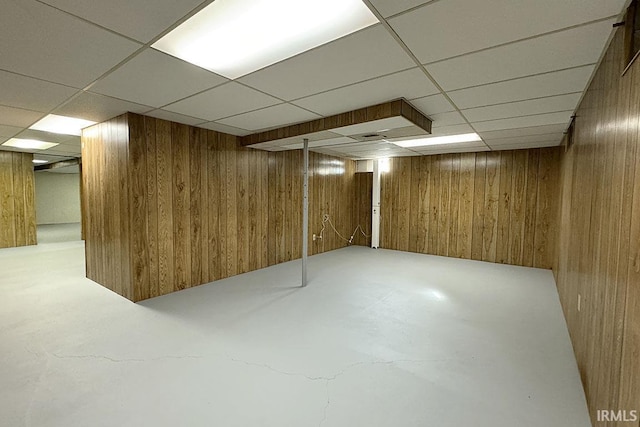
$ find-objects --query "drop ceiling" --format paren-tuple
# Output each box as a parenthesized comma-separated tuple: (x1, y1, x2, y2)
(0, 0, 628, 162)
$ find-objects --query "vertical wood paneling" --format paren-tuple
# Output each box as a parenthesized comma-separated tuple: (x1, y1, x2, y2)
(378, 148, 558, 269)
(470, 153, 486, 261)
(156, 119, 174, 296)
(172, 123, 190, 291)
(145, 117, 159, 298)
(457, 153, 474, 259)
(0, 151, 35, 248)
(554, 28, 640, 425)
(83, 113, 357, 302)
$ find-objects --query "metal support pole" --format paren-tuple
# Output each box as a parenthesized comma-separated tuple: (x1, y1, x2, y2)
(371, 159, 381, 249)
(302, 138, 309, 287)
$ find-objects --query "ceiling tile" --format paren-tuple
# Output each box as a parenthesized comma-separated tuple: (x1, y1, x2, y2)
(332, 116, 414, 136)
(447, 65, 595, 109)
(54, 92, 153, 123)
(479, 124, 569, 139)
(430, 124, 475, 136)
(473, 111, 573, 132)
(489, 140, 561, 151)
(144, 109, 206, 127)
(0, 71, 78, 113)
(462, 93, 582, 123)
(429, 111, 467, 128)
(425, 20, 615, 91)
(0, 106, 45, 128)
(248, 131, 343, 149)
(239, 25, 415, 101)
(382, 125, 430, 139)
(0, 0, 141, 88)
(391, 0, 624, 64)
(367, 0, 433, 18)
(38, 0, 204, 43)
(486, 133, 565, 146)
(412, 141, 489, 154)
(197, 122, 251, 137)
(218, 104, 321, 132)
(0, 125, 22, 138)
(410, 94, 456, 116)
(164, 83, 280, 122)
(292, 68, 438, 115)
(282, 137, 357, 150)
(90, 49, 228, 108)
(13, 129, 76, 145)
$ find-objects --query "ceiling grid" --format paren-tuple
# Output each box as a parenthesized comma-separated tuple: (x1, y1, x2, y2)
(0, 0, 628, 161)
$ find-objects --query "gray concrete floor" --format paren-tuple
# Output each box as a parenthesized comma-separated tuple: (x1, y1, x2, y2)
(0, 228, 590, 426)
(36, 222, 81, 244)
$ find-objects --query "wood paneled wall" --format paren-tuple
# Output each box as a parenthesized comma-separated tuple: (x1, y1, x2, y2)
(373, 148, 560, 269)
(555, 28, 640, 425)
(82, 113, 356, 302)
(0, 151, 36, 249)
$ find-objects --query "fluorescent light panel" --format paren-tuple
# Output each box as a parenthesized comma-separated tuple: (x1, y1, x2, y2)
(2, 138, 59, 150)
(391, 133, 482, 148)
(29, 114, 96, 136)
(32, 159, 48, 164)
(152, 0, 378, 79)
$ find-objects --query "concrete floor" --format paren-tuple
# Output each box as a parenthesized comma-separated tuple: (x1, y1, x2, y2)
(0, 229, 590, 427)
(36, 223, 81, 244)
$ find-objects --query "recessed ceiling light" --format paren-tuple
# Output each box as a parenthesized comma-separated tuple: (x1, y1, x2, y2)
(29, 114, 96, 136)
(390, 133, 482, 148)
(152, 0, 378, 79)
(32, 159, 48, 164)
(2, 139, 59, 150)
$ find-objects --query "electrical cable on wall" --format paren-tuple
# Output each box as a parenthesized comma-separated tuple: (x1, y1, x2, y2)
(317, 214, 371, 248)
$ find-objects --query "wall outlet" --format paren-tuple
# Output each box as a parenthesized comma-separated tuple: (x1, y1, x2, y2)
(313, 234, 316, 241)
(578, 294, 581, 312)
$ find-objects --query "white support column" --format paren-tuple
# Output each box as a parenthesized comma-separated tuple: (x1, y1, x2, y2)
(302, 138, 309, 287)
(371, 159, 381, 249)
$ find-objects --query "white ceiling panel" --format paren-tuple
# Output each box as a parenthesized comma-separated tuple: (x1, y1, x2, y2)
(462, 93, 582, 123)
(283, 137, 357, 150)
(248, 131, 343, 149)
(218, 104, 321, 132)
(38, 0, 205, 43)
(488, 140, 561, 151)
(0, 106, 45, 128)
(292, 68, 438, 115)
(381, 125, 429, 139)
(14, 129, 78, 145)
(0, 125, 22, 138)
(390, 0, 624, 64)
(332, 116, 414, 136)
(54, 92, 152, 123)
(0, 0, 141, 88)
(429, 111, 467, 128)
(90, 49, 228, 108)
(486, 133, 565, 146)
(448, 65, 595, 109)
(367, 0, 433, 18)
(412, 142, 489, 154)
(411, 94, 456, 116)
(239, 25, 415, 101)
(144, 109, 206, 127)
(0, 71, 78, 113)
(197, 121, 252, 137)
(479, 124, 569, 140)
(473, 111, 573, 132)
(430, 124, 475, 136)
(164, 83, 280, 122)
(425, 20, 615, 91)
